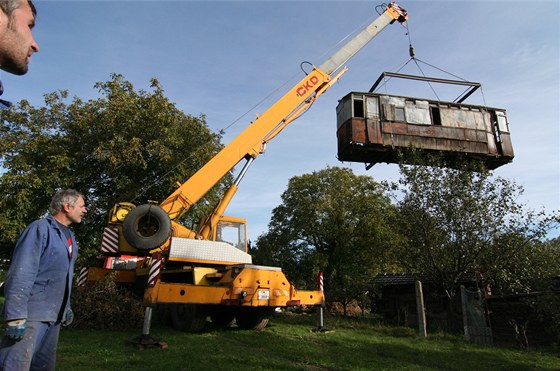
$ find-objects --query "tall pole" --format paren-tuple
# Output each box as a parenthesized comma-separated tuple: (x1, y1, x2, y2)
(317, 272, 325, 330)
(415, 280, 427, 337)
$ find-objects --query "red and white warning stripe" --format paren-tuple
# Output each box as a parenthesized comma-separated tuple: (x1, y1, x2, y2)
(76, 267, 88, 287)
(147, 253, 165, 287)
(100, 227, 119, 254)
(317, 272, 324, 292)
(389, 2, 407, 18)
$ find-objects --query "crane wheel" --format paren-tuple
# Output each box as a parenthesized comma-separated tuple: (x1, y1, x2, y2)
(122, 204, 172, 251)
(235, 308, 273, 330)
(210, 309, 236, 327)
(169, 304, 207, 333)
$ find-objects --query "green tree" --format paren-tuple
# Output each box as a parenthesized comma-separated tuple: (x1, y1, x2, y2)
(394, 159, 559, 324)
(0, 74, 229, 263)
(254, 166, 400, 314)
(533, 237, 560, 343)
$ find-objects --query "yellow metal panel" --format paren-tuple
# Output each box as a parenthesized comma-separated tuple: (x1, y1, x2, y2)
(193, 267, 218, 285)
(87, 267, 137, 283)
(146, 282, 230, 305)
(291, 289, 325, 306)
(108, 202, 135, 223)
(143, 265, 324, 307)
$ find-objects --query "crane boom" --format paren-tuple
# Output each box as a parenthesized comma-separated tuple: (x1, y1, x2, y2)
(320, 3, 407, 75)
(160, 2, 407, 222)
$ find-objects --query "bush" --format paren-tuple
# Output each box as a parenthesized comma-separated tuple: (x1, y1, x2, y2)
(70, 274, 145, 330)
(535, 291, 560, 345)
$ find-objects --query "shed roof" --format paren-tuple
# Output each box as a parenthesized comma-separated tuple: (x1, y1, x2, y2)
(371, 273, 421, 286)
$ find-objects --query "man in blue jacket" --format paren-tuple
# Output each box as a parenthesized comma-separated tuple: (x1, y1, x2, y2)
(0, 189, 86, 370)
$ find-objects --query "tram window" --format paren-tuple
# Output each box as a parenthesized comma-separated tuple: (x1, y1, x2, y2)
(430, 106, 442, 126)
(395, 107, 405, 122)
(353, 98, 365, 118)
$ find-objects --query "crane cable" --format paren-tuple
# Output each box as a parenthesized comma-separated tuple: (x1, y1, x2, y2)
(403, 21, 440, 101)
(406, 21, 489, 107)
(377, 19, 488, 107)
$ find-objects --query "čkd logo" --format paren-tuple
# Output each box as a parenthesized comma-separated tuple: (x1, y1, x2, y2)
(296, 75, 320, 97)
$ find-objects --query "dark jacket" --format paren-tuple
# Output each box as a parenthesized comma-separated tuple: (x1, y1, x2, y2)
(3, 215, 78, 322)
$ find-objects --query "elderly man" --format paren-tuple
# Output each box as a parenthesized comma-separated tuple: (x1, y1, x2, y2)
(0, 190, 86, 370)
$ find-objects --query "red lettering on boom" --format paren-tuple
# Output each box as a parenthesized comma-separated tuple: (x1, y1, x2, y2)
(296, 75, 320, 97)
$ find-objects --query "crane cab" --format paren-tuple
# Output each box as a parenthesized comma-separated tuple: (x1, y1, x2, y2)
(213, 216, 248, 253)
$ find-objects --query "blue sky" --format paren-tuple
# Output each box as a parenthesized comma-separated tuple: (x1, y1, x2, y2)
(2, 0, 558, 241)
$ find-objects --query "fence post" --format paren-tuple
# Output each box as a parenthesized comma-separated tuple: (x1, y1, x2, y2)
(415, 280, 427, 337)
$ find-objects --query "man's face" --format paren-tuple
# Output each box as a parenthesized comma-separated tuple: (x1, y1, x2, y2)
(0, 0, 39, 75)
(66, 196, 87, 224)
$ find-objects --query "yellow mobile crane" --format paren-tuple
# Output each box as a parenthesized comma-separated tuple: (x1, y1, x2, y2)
(85, 2, 408, 333)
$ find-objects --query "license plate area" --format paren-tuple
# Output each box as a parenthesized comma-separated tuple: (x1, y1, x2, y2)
(258, 289, 270, 300)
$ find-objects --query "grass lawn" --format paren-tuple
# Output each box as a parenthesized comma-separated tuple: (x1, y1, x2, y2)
(56, 313, 559, 370)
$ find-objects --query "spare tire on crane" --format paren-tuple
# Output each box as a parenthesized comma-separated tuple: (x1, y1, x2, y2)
(122, 204, 172, 251)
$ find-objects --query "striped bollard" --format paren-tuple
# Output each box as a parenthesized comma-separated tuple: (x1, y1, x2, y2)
(317, 272, 325, 330)
(143, 253, 165, 337)
(100, 227, 119, 254)
(76, 267, 88, 287)
(147, 252, 164, 287)
(130, 252, 168, 349)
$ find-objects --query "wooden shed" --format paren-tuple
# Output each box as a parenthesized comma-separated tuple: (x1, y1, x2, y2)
(370, 273, 449, 330)
(336, 73, 514, 169)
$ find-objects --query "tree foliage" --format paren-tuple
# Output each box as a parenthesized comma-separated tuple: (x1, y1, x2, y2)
(253, 166, 400, 310)
(394, 159, 560, 300)
(0, 74, 228, 263)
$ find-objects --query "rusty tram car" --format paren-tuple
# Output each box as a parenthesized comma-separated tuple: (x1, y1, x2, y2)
(336, 73, 514, 169)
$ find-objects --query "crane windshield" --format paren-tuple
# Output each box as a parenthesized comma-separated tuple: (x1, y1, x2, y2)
(216, 219, 247, 252)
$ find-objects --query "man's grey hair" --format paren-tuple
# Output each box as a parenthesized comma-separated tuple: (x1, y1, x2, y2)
(49, 189, 84, 214)
(0, 0, 37, 19)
